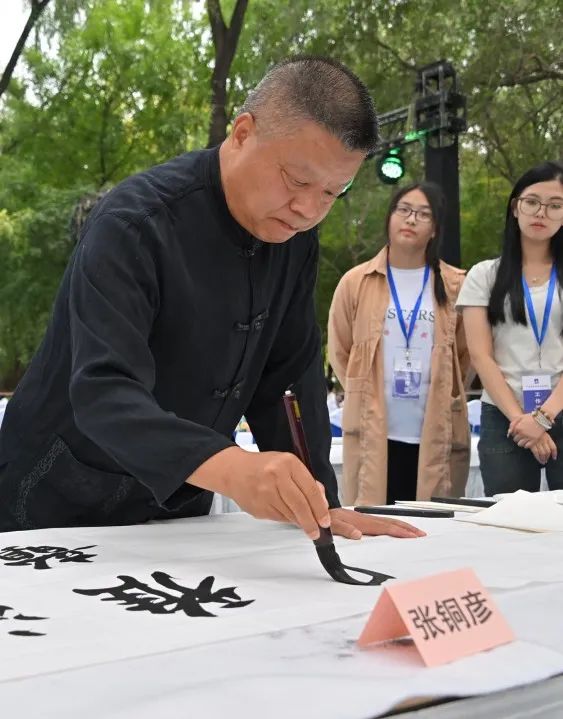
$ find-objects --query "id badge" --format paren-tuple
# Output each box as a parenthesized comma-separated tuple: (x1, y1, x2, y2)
(522, 373, 552, 412)
(392, 356, 422, 399)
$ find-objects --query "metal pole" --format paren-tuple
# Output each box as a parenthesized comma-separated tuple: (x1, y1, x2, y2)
(424, 136, 461, 267)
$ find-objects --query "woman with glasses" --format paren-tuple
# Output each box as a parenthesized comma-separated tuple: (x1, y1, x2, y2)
(457, 161, 563, 495)
(328, 182, 470, 506)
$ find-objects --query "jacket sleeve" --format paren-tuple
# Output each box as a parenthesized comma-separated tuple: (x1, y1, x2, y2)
(244, 234, 340, 509)
(327, 272, 354, 389)
(68, 212, 234, 509)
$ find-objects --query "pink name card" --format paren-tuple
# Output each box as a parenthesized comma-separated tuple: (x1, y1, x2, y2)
(357, 568, 514, 667)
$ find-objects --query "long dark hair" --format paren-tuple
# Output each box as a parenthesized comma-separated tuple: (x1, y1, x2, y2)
(384, 181, 447, 306)
(488, 160, 563, 327)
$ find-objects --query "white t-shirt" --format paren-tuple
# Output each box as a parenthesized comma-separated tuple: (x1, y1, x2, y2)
(383, 266, 435, 443)
(456, 258, 563, 407)
(326, 392, 339, 413)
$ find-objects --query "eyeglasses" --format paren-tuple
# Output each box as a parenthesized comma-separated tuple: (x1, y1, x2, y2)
(517, 196, 563, 221)
(336, 179, 354, 199)
(393, 204, 433, 223)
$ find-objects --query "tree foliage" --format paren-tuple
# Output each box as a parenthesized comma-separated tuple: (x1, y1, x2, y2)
(0, 0, 561, 386)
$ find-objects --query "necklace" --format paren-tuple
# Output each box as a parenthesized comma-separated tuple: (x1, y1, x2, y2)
(529, 274, 550, 285)
(525, 265, 552, 285)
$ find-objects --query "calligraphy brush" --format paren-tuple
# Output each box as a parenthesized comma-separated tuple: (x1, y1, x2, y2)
(283, 390, 392, 586)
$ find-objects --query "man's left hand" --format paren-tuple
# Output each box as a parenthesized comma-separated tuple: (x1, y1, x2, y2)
(329, 507, 426, 540)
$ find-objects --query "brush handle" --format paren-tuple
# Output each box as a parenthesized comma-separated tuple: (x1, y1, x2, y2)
(282, 391, 313, 469)
(282, 390, 334, 547)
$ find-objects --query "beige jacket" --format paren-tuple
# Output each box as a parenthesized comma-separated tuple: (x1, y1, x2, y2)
(328, 246, 470, 506)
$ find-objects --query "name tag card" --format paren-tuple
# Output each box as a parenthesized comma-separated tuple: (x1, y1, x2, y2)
(522, 373, 552, 413)
(392, 356, 422, 399)
(357, 568, 514, 667)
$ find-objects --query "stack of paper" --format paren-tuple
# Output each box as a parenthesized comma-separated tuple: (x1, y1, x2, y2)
(456, 490, 563, 532)
(493, 489, 563, 505)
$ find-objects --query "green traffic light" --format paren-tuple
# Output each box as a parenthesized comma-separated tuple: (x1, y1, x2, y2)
(377, 148, 405, 184)
(381, 157, 403, 179)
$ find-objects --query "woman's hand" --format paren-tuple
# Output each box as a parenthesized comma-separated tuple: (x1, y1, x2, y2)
(530, 432, 558, 465)
(507, 413, 546, 447)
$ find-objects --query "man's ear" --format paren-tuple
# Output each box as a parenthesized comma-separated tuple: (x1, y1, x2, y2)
(230, 113, 257, 149)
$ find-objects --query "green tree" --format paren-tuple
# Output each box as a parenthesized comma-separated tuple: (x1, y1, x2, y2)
(0, 0, 560, 387)
(0, 187, 81, 385)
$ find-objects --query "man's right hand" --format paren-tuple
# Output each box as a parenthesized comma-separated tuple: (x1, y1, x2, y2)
(186, 446, 331, 540)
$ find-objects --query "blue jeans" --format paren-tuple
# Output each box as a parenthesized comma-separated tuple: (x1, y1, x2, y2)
(478, 402, 563, 496)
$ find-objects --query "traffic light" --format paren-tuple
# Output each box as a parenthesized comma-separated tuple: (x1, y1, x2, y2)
(376, 147, 405, 184)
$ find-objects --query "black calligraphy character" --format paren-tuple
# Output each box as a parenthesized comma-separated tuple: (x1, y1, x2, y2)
(152, 572, 254, 617)
(461, 590, 493, 625)
(75, 574, 184, 614)
(408, 604, 446, 641)
(0, 605, 13, 620)
(0, 545, 97, 570)
(436, 598, 471, 633)
(0, 606, 47, 637)
(0, 547, 38, 567)
(52, 545, 97, 565)
(74, 572, 254, 618)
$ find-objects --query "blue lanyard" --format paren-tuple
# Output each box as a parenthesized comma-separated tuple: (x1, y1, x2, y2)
(522, 266, 556, 352)
(387, 260, 430, 353)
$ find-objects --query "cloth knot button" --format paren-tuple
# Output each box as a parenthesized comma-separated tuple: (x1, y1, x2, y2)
(231, 380, 245, 400)
(251, 310, 269, 332)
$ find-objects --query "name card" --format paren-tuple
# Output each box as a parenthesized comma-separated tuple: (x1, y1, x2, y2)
(357, 568, 514, 667)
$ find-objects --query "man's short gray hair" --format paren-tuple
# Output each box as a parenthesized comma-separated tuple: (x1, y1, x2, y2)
(239, 56, 378, 154)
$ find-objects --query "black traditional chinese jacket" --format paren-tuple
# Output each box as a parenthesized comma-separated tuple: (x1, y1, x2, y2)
(0, 147, 338, 531)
